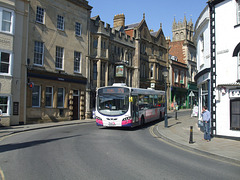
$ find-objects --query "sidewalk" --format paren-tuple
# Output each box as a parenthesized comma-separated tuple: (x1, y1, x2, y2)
(156, 110, 240, 165)
(0, 119, 95, 139)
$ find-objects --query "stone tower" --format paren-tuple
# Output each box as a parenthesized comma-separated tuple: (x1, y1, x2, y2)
(172, 15, 193, 42)
(113, 14, 125, 28)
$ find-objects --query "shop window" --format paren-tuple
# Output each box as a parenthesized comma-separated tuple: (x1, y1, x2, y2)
(57, 88, 65, 108)
(32, 85, 41, 107)
(230, 98, 240, 130)
(45, 87, 53, 107)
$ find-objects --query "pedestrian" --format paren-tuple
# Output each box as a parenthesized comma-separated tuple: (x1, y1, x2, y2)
(0, 107, 2, 121)
(201, 106, 211, 142)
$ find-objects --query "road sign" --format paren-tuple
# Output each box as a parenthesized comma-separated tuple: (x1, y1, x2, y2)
(189, 91, 195, 97)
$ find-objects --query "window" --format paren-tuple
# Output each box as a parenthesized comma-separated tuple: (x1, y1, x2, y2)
(45, 87, 53, 107)
(150, 64, 154, 78)
(34, 41, 44, 65)
(180, 71, 185, 84)
(32, 85, 41, 107)
(238, 53, 240, 80)
(0, 51, 11, 75)
(237, 0, 240, 24)
(230, 98, 240, 130)
(74, 51, 81, 73)
(2, 10, 12, 32)
(93, 38, 98, 48)
(174, 70, 178, 83)
(75, 22, 81, 36)
(57, 88, 64, 108)
(0, 8, 14, 34)
(55, 46, 64, 69)
(36, 6, 44, 24)
(57, 15, 64, 30)
(0, 96, 9, 115)
(93, 62, 97, 80)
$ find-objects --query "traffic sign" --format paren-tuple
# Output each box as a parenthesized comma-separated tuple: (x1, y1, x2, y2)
(189, 91, 195, 97)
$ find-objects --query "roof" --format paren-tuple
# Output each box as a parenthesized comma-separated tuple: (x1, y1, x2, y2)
(124, 23, 140, 30)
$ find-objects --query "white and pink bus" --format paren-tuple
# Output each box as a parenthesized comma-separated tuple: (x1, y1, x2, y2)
(95, 83, 165, 127)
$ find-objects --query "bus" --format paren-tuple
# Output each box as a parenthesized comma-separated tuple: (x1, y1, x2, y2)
(95, 83, 165, 127)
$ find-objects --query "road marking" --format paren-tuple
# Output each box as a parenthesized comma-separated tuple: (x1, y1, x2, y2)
(0, 167, 5, 180)
(149, 123, 240, 167)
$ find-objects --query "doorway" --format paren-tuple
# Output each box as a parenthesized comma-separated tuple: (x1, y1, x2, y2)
(72, 90, 79, 120)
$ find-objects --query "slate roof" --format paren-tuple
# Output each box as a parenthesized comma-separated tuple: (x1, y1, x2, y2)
(124, 23, 140, 30)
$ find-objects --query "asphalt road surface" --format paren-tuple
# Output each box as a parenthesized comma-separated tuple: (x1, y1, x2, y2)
(0, 121, 239, 180)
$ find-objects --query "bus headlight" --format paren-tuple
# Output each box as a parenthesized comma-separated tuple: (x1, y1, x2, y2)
(122, 116, 132, 121)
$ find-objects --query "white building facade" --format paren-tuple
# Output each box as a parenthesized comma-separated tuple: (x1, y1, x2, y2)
(195, 0, 240, 138)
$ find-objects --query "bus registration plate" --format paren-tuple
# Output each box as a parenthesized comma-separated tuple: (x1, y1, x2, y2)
(108, 121, 116, 126)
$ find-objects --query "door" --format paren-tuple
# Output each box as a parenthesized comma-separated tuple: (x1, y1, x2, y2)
(72, 90, 79, 120)
(131, 95, 139, 123)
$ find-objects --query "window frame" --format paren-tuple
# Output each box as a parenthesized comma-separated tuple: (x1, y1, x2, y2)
(230, 98, 240, 130)
(1, 8, 14, 34)
(180, 71, 185, 84)
(174, 70, 179, 83)
(55, 46, 64, 70)
(237, 0, 240, 25)
(45, 86, 53, 107)
(34, 41, 44, 66)
(74, 51, 81, 73)
(57, 87, 65, 108)
(75, 22, 81, 36)
(0, 95, 10, 116)
(36, 6, 45, 24)
(57, 15, 64, 31)
(0, 50, 12, 75)
(32, 85, 41, 107)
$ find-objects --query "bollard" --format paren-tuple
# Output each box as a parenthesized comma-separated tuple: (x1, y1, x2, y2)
(189, 126, 194, 144)
(175, 110, 178, 120)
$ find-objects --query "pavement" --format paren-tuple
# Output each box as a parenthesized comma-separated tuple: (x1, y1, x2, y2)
(156, 110, 240, 166)
(0, 110, 240, 166)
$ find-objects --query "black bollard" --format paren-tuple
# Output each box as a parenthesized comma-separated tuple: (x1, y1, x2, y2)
(175, 110, 178, 120)
(189, 126, 194, 144)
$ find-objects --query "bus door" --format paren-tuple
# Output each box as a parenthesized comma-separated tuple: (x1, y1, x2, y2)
(131, 96, 139, 123)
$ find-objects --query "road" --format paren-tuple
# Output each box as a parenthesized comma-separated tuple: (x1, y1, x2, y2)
(0, 119, 239, 180)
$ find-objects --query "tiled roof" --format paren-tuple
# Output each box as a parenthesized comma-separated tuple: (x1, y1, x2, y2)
(124, 23, 140, 30)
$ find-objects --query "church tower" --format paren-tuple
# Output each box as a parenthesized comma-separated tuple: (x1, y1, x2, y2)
(172, 15, 193, 42)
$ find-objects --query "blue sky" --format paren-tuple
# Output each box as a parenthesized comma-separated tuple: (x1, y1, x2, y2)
(89, 0, 208, 39)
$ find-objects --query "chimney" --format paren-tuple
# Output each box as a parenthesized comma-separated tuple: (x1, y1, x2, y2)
(113, 14, 125, 28)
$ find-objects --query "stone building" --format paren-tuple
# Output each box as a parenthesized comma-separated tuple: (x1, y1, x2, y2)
(169, 16, 197, 109)
(87, 14, 135, 114)
(26, 0, 92, 123)
(125, 14, 169, 91)
(86, 14, 169, 114)
(0, 0, 29, 126)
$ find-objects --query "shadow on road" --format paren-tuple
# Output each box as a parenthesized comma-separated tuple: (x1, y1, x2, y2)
(0, 135, 82, 153)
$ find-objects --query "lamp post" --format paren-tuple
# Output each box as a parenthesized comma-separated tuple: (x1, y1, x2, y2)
(162, 67, 168, 128)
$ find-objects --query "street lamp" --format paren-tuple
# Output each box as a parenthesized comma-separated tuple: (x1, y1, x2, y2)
(162, 67, 168, 128)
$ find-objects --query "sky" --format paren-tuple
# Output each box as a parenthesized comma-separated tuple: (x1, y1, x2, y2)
(88, 0, 208, 39)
